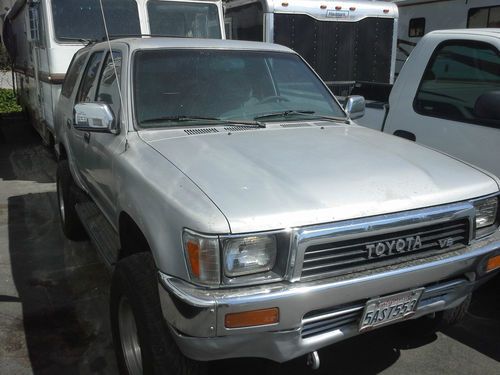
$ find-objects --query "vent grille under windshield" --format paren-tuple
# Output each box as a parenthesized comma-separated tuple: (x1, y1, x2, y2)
(184, 128, 219, 135)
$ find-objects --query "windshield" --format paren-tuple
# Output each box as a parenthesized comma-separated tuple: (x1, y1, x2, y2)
(51, 0, 141, 41)
(147, 1, 221, 38)
(133, 49, 345, 128)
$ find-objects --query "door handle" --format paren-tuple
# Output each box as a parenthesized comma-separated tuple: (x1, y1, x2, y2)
(393, 130, 416, 142)
(66, 118, 72, 129)
(83, 132, 90, 144)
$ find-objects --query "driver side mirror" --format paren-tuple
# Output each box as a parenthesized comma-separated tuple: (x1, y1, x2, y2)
(345, 95, 366, 120)
(74, 103, 119, 134)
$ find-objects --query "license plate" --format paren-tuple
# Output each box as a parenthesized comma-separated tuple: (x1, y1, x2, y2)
(359, 288, 424, 332)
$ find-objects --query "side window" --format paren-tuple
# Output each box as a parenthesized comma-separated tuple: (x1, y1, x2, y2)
(96, 51, 122, 118)
(409, 18, 425, 38)
(28, 4, 40, 42)
(468, 6, 500, 28)
(76, 51, 104, 104)
(414, 41, 500, 126)
(61, 51, 89, 98)
(225, 3, 263, 41)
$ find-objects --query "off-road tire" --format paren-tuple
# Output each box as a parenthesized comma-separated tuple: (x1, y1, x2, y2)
(56, 160, 87, 240)
(406, 293, 472, 336)
(110, 252, 207, 375)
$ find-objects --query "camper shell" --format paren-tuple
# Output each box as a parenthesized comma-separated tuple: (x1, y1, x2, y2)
(224, 0, 399, 94)
(2, 0, 225, 145)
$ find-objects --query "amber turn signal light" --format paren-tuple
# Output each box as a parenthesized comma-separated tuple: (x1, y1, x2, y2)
(225, 308, 279, 328)
(486, 254, 500, 273)
(186, 240, 201, 277)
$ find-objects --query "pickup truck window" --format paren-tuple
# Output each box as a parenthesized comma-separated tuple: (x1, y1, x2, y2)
(96, 51, 122, 119)
(77, 52, 104, 104)
(413, 40, 500, 126)
(52, 0, 141, 42)
(147, 1, 221, 39)
(133, 50, 344, 127)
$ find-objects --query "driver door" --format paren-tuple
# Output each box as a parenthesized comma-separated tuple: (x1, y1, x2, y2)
(385, 39, 500, 177)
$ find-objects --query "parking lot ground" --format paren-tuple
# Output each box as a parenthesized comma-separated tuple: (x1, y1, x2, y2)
(1, 116, 499, 375)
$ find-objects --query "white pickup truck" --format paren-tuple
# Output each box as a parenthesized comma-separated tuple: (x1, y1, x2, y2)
(356, 29, 500, 178)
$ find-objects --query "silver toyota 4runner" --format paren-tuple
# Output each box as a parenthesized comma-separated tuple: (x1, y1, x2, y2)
(54, 38, 500, 374)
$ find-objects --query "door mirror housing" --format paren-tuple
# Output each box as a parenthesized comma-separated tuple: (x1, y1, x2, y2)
(345, 95, 366, 120)
(74, 103, 119, 134)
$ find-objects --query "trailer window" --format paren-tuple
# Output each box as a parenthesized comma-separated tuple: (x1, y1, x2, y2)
(52, 0, 141, 42)
(225, 2, 263, 42)
(408, 18, 425, 38)
(147, 1, 221, 39)
(414, 41, 500, 126)
(468, 6, 500, 28)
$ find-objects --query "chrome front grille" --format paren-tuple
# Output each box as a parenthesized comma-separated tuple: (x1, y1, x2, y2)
(300, 219, 469, 281)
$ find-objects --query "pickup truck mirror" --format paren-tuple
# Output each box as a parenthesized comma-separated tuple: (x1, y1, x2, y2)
(73, 103, 118, 134)
(345, 95, 366, 120)
(474, 91, 500, 123)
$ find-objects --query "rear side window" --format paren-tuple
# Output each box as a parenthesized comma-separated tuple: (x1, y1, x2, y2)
(76, 51, 104, 103)
(61, 51, 89, 98)
(413, 40, 500, 126)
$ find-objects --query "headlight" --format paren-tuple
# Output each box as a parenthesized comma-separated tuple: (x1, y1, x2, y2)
(183, 230, 220, 286)
(223, 235, 277, 277)
(474, 196, 498, 229)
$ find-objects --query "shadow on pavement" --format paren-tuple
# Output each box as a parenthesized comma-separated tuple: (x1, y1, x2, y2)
(7, 192, 115, 374)
(0, 114, 55, 183)
(443, 274, 500, 362)
(3, 117, 117, 374)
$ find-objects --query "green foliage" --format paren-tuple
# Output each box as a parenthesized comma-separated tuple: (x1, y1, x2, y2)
(0, 88, 22, 113)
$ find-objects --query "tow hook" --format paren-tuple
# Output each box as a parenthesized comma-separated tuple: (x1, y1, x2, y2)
(306, 351, 320, 370)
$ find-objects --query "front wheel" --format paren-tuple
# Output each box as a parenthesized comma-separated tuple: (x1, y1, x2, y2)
(110, 253, 206, 375)
(405, 293, 471, 336)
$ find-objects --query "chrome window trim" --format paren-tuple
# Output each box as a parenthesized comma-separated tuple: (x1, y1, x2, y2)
(289, 202, 475, 282)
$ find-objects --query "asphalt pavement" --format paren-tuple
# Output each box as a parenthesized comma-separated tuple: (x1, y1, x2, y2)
(1, 115, 499, 374)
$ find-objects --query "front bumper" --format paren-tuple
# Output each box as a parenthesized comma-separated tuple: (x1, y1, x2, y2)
(158, 230, 500, 363)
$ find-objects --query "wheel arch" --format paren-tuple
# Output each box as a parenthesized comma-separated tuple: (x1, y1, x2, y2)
(118, 211, 152, 260)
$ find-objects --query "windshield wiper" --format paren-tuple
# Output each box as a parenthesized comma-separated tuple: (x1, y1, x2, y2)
(141, 115, 265, 128)
(254, 110, 349, 124)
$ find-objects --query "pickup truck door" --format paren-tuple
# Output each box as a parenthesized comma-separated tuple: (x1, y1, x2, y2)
(69, 51, 105, 188)
(81, 50, 126, 223)
(384, 37, 500, 178)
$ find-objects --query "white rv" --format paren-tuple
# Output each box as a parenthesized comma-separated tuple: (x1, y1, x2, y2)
(2, 0, 225, 145)
(224, 0, 399, 95)
(394, 0, 499, 73)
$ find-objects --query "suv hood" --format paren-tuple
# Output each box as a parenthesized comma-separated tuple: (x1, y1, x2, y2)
(140, 124, 497, 233)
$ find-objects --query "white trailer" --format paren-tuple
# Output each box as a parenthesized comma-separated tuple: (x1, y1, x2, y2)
(2, 0, 225, 145)
(394, 0, 500, 73)
(224, 0, 399, 95)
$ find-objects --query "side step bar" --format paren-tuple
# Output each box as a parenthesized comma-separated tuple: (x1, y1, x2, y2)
(76, 200, 119, 269)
